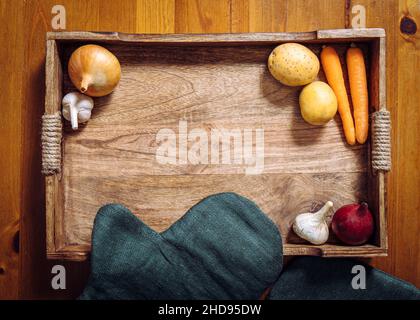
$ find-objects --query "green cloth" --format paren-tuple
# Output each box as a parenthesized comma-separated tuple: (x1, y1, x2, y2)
(79, 192, 283, 300)
(268, 256, 420, 300)
(80, 191, 419, 300)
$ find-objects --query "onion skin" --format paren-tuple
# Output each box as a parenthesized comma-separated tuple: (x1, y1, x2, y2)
(68, 44, 121, 97)
(331, 203, 374, 245)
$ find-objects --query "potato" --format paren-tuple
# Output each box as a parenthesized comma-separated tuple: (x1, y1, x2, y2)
(268, 43, 320, 86)
(299, 81, 337, 125)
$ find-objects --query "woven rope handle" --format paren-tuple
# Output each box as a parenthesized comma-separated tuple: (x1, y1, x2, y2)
(371, 109, 391, 171)
(42, 112, 62, 175)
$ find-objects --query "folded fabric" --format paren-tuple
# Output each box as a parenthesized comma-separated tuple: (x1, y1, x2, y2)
(268, 256, 420, 300)
(79, 192, 283, 300)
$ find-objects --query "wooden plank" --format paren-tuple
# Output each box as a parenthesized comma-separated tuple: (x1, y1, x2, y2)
(247, 0, 287, 32)
(230, 0, 288, 33)
(395, 0, 420, 286)
(47, 31, 317, 43)
(373, 0, 420, 286)
(65, 0, 100, 31)
(18, 0, 57, 299)
(231, 0, 346, 34)
(44, 40, 66, 258)
(317, 28, 385, 39)
(59, 172, 366, 253)
(175, 0, 231, 33)
(18, 0, 104, 300)
(348, 0, 419, 285)
(99, 0, 137, 32)
(367, 36, 388, 252)
(377, 35, 387, 251)
(284, 244, 387, 257)
(0, 0, 25, 300)
(44, 40, 62, 255)
(230, 0, 250, 32)
(136, 0, 175, 33)
(286, 0, 346, 31)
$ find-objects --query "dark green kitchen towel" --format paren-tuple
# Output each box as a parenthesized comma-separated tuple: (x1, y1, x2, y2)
(268, 256, 420, 300)
(79, 192, 283, 300)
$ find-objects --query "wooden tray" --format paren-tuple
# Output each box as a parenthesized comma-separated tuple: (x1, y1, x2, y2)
(44, 29, 388, 260)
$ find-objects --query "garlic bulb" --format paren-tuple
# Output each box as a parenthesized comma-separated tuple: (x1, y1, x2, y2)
(68, 44, 121, 97)
(62, 92, 94, 130)
(292, 201, 333, 245)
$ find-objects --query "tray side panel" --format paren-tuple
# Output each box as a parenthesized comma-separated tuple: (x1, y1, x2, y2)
(46, 29, 385, 43)
(45, 40, 63, 255)
(368, 36, 388, 251)
(378, 36, 388, 250)
(47, 31, 318, 43)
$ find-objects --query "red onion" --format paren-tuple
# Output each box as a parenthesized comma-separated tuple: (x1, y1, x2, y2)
(331, 202, 374, 245)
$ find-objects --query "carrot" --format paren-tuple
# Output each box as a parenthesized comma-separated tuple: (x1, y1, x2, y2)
(321, 46, 356, 145)
(347, 45, 369, 144)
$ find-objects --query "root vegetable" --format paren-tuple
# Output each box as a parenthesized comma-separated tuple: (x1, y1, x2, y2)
(331, 202, 374, 245)
(321, 46, 356, 145)
(268, 43, 320, 86)
(347, 45, 369, 144)
(68, 44, 121, 97)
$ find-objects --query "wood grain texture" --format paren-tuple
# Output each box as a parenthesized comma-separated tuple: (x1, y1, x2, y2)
(48, 37, 383, 260)
(100, 0, 137, 32)
(349, 0, 419, 286)
(48, 30, 318, 42)
(0, 0, 25, 300)
(0, 0, 418, 299)
(348, 0, 403, 280)
(247, 0, 287, 32)
(317, 28, 385, 38)
(62, 173, 366, 246)
(44, 40, 63, 254)
(393, 0, 420, 287)
(59, 43, 367, 175)
(375, 0, 419, 286)
(175, 0, 231, 33)
(18, 0, 92, 300)
(136, 0, 175, 33)
(49, 29, 388, 43)
(286, 0, 346, 31)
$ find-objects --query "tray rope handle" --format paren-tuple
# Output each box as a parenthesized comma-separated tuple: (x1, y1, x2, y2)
(41, 112, 62, 175)
(371, 109, 391, 172)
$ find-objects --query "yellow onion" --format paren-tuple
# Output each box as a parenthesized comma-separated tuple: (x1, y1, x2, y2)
(68, 44, 121, 97)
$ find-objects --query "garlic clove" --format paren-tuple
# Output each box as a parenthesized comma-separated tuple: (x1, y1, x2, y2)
(78, 109, 92, 123)
(77, 99, 94, 122)
(62, 92, 94, 130)
(69, 104, 79, 130)
(292, 201, 333, 245)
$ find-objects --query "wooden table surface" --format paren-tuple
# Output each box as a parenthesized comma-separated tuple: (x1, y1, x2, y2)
(0, 0, 418, 299)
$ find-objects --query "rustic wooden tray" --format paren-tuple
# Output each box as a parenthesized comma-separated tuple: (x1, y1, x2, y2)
(44, 29, 388, 260)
